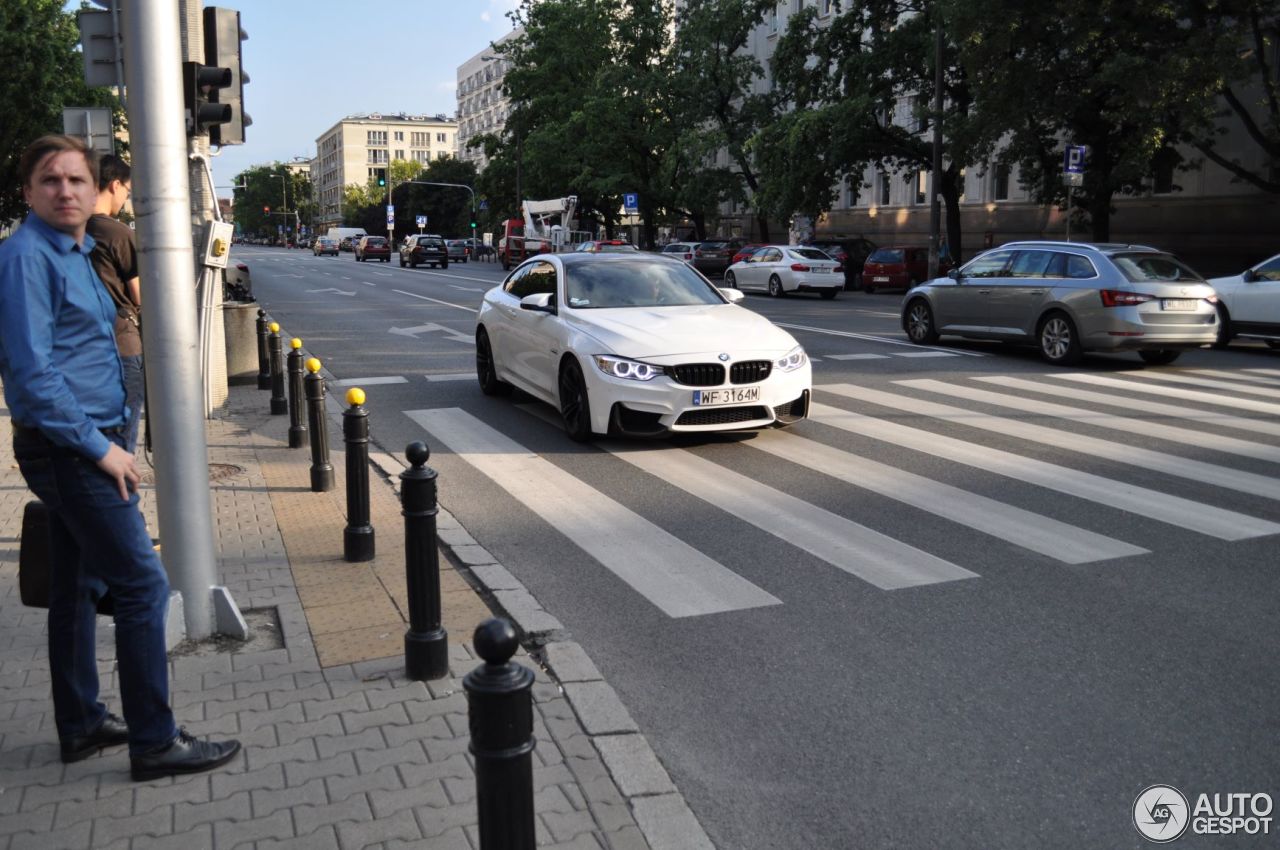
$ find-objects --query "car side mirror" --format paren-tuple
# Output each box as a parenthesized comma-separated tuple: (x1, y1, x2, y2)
(720, 288, 746, 303)
(947, 268, 961, 281)
(1242, 268, 1259, 283)
(520, 292, 557, 314)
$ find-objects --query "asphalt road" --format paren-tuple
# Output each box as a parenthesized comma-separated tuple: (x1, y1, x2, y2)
(237, 245, 1280, 850)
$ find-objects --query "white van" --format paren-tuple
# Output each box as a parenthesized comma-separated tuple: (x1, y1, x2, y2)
(326, 227, 367, 252)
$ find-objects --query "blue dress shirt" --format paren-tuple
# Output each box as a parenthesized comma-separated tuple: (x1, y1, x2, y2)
(0, 213, 127, 460)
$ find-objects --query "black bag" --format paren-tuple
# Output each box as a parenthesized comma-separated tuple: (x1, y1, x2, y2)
(18, 501, 114, 615)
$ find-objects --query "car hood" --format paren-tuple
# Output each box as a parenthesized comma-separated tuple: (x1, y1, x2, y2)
(566, 304, 800, 359)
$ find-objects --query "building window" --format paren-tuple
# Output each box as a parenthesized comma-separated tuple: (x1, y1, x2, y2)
(769, 7, 778, 34)
(411, 132, 428, 146)
(1151, 148, 1178, 194)
(820, 0, 833, 14)
(436, 132, 447, 143)
(367, 130, 387, 145)
(847, 176, 861, 208)
(395, 149, 404, 160)
(394, 131, 403, 141)
(993, 162, 1010, 201)
(878, 171, 891, 206)
(368, 149, 387, 164)
(915, 170, 928, 204)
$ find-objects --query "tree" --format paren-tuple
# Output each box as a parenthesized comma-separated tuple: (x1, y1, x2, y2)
(670, 0, 780, 241)
(949, 0, 1240, 240)
(1184, 0, 1279, 193)
(232, 164, 312, 240)
(0, 0, 124, 222)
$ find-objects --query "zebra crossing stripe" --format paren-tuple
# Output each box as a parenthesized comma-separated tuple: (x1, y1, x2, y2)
(1051, 374, 1280, 417)
(404, 408, 781, 618)
(808, 400, 1280, 541)
(747, 431, 1147, 564)
(1121, 370, 1280, 400)
(973, 376, 1280, 440)
(824, 384, 1280, 503)
(1187, 369, 1280, 387)
(898, 379, 1280, 465)
(605, 444, 977, 589)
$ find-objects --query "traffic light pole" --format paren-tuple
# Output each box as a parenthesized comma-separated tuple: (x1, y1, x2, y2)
(122, 0, 233, 639)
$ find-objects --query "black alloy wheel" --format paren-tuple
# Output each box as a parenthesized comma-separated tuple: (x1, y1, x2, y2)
(559, 358, 594, 442)
(476, 329, 513, 396)
(1138, 349, 1182, 365)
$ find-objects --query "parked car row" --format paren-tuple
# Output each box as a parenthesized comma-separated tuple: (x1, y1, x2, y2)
(899, 240, 1280, 367)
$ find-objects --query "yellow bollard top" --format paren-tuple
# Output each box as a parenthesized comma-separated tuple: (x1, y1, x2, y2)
(306, 357, 321, 373)
(269, 322, 280, 333)
(346, 387, 366, 406)
(290, 338, 302, 349)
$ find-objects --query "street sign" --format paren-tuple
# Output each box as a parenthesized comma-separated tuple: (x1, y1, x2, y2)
(1064, 172, 1084, 187)
(76, 10, 123, 89)
(1063, 145, 1087, 174)
(623, 192, 639, 212)
(386, 204, 395, 226)
(416, 215, 427, 228)
(62, 107, 115, 155)
(479, 199, 489, 211)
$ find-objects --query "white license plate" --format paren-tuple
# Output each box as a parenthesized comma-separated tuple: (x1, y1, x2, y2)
(811, 267, 831, 274)
(873, 276, 890, 283)
(1161, 299, 1198, 311)
(693, 386, 761, 406)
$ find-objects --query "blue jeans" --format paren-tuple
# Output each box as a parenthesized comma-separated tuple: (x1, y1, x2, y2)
(14, 430, 177, 755)
(121, 354, 144, 454)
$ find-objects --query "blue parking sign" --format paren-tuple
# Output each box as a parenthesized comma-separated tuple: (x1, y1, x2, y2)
(623, 192, 639, 211)
(1063, 145, 1087, 174)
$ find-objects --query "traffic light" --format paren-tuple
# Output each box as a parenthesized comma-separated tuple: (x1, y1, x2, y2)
(203, 7, 251, 146)
(263, 205, 270, 215)
(470, 219, 477, 230)
(183, 61, 232, 137)
(376, 171, 386, 187)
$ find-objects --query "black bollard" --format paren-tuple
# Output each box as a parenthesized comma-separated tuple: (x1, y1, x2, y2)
(401, 441, 449, 680)
(286, 338, 308, 448)
(256, 309, 271, 390)
(268, 323, 288, 415)
(342, 388, 375, 562)
(465, 619, 536, 850)
(304, 358, 334, 492)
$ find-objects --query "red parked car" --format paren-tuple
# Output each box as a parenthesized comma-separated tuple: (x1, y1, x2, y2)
(730, 243, 768, 265)
(862, 246, 954, 293)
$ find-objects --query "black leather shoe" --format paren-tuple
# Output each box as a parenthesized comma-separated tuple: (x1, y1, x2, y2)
(130, 729, 242, 781)
(61, 712, 130, 763)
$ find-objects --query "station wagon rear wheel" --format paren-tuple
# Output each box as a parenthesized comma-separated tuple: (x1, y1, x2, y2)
(904, 298, 939, 344)
(1038, 311, 1082, 366)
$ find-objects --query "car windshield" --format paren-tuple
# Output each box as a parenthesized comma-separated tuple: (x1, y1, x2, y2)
(1111, 253, 1204, 283)
(565, 259, 727, 309)
(868, 248, 905, 263)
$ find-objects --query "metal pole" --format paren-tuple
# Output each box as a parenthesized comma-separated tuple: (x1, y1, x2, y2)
(286, 339, 307, 448)
(342, 389, 375, 562)
(1066, 185, 1073, 242)
(304, 359, 334, 492)
(401, 442, 449, 681)
(123, 0, 222, 638)
(928, 21, 943, 281)
(465, 618, 536, 850)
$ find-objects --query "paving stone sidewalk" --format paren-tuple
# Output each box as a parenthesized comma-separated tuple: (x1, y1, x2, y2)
(0, 381, 707, 850)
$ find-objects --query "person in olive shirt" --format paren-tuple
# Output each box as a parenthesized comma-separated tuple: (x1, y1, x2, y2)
(87, 154, 144, 452)
(0, 135, 240, 780)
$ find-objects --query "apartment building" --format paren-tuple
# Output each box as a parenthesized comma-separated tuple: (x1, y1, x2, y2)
(313, 114, 458, 229)
(724, 2, 1275, 272)
(456, 28, 523, 173)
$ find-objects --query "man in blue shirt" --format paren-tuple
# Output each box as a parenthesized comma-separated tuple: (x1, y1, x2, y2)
(0, 135, 240, 780)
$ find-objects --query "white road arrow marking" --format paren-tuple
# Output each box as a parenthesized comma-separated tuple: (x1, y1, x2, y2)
(387, 323, 475, 345)
(306, 287, 356, 296)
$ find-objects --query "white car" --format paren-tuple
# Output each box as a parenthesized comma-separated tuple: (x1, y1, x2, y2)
(475, 253, 812, 441)
(1207, 253, 1280, 349)
(723, 245, 843, 299)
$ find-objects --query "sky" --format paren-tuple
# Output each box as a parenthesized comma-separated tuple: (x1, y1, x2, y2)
(69, 1, 521, 199)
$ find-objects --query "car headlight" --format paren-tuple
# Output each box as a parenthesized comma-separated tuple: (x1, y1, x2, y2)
(593, 354, 662, 381)
(775, 345, 807, 372)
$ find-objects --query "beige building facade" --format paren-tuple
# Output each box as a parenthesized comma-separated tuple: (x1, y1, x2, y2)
(456, 28, 523, 173)
(314, 114, 459, 229)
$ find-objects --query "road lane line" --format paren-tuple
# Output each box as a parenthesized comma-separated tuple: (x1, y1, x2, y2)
(605, 444, 977, 589)
(824, 383, 1280, 503)
(893, 351, 958, 358)
(900, 378, 1280, 464)
(392, 290, 479, 313)
(773, 322, 988, 356)
(405, 408, 781, 617)
(748, 430, 1146, 564)
(973, 376, 1280, 439)
(826, 354, 890, 361)
(808, 400, 1280, 541)
(1050, 373, 1280, 416)
(330, 376, 407, 387)
(423, 373, 474, 382)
